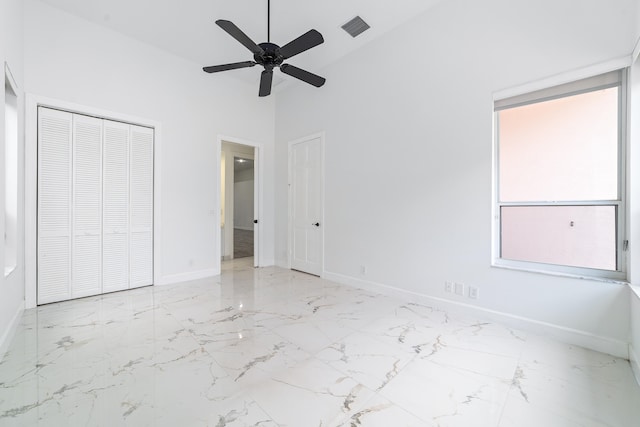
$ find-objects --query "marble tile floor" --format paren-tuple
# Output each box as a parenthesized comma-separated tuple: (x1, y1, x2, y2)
(1, 258, 639, 426)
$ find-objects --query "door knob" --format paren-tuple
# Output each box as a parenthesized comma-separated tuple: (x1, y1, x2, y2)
(254, 219, 258, 224)
(313, 222, 320, 227)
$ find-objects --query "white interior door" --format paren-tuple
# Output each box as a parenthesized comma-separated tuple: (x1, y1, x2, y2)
(37, 108, 73, 304)
(102, 120, 130, 293)
(129, 125, 154, 288)
(71, 114, 103, 298)
(253, 148, 260, 268)
(37, 107, 154, 303)
(290, 136, 323, 276)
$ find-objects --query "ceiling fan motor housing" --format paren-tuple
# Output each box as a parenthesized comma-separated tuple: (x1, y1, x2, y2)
(255, 43, 284, 70)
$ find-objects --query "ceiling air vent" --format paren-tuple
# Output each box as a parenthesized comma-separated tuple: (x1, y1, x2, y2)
(341, 16, 370, 38)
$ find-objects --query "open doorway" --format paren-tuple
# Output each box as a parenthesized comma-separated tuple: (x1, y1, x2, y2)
(221, 141, 259, 266)
(232, 156, 254, 258)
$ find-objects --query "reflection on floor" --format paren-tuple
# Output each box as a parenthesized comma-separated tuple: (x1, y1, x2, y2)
(233, 228, 253, 259)
(1, 257, 639, 426)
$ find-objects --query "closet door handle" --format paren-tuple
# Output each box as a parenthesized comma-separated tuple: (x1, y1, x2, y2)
(313, 222, 320, 227)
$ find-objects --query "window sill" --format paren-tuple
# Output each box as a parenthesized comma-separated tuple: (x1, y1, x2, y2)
(491, 263, 628, 285)
(4, 265, 16, 278)
(630, 284, 640, 299)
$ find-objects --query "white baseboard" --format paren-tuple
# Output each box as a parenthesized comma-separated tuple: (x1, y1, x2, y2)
(322, 271, 629, 359)
(0, 301, 24, 361)
(630, 285, 640, 387)
(258, 258, 275, 267)
(157, 268, 220, 286)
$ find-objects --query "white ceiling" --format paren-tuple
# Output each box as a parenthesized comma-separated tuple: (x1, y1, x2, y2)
(37, 0, 446, 89)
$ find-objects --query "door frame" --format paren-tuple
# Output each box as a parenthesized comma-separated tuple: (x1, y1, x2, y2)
(24, 94, 162, 309)
(217, 135, 264, 268)
(287, 132, 325, 275)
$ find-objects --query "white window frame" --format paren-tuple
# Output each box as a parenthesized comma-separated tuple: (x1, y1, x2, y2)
(4, 62, 19, 278)
(492, 69, 628, 281)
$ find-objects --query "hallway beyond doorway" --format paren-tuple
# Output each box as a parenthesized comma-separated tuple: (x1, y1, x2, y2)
(234, 228, 254, 258)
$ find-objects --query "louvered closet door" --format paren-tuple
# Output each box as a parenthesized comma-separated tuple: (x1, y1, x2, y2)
(38, 108, 73, 304)
(103, 120, 130, 293)
(129, 125, 154, 288)
(72, 115, 103, 298)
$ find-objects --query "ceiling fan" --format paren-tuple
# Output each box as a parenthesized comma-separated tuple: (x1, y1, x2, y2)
(203, 0, 326, 97)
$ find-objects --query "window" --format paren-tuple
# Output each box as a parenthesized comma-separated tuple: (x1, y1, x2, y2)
(494, 70, 626, 279)
(4, 64, 18, 276)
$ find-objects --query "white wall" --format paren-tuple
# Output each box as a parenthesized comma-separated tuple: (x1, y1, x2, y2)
(0, 0, 25, 355)
(235, 168, 254, 182)
(234, 180, 255, 230)
(275, 0, 638, 355)
(23, 0, 275, 284)
(631, 288, 640, 384)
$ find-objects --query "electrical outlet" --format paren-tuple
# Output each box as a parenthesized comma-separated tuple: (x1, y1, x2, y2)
(360, 265, 367, 274)
(444, 281, 453, 293)
(454, 282, 465, 296)
(468, 286, 479, 299)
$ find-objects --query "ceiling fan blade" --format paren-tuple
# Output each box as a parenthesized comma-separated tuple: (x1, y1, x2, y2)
(280, 64, 325, 88)
(259, 70, 273, 97)
(216, 20, 264, 55)
(203, 61, 256, 73)
(279, 29, 324, 60)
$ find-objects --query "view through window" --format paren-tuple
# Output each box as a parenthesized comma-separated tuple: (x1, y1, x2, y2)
(495, 70, 625, 277)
